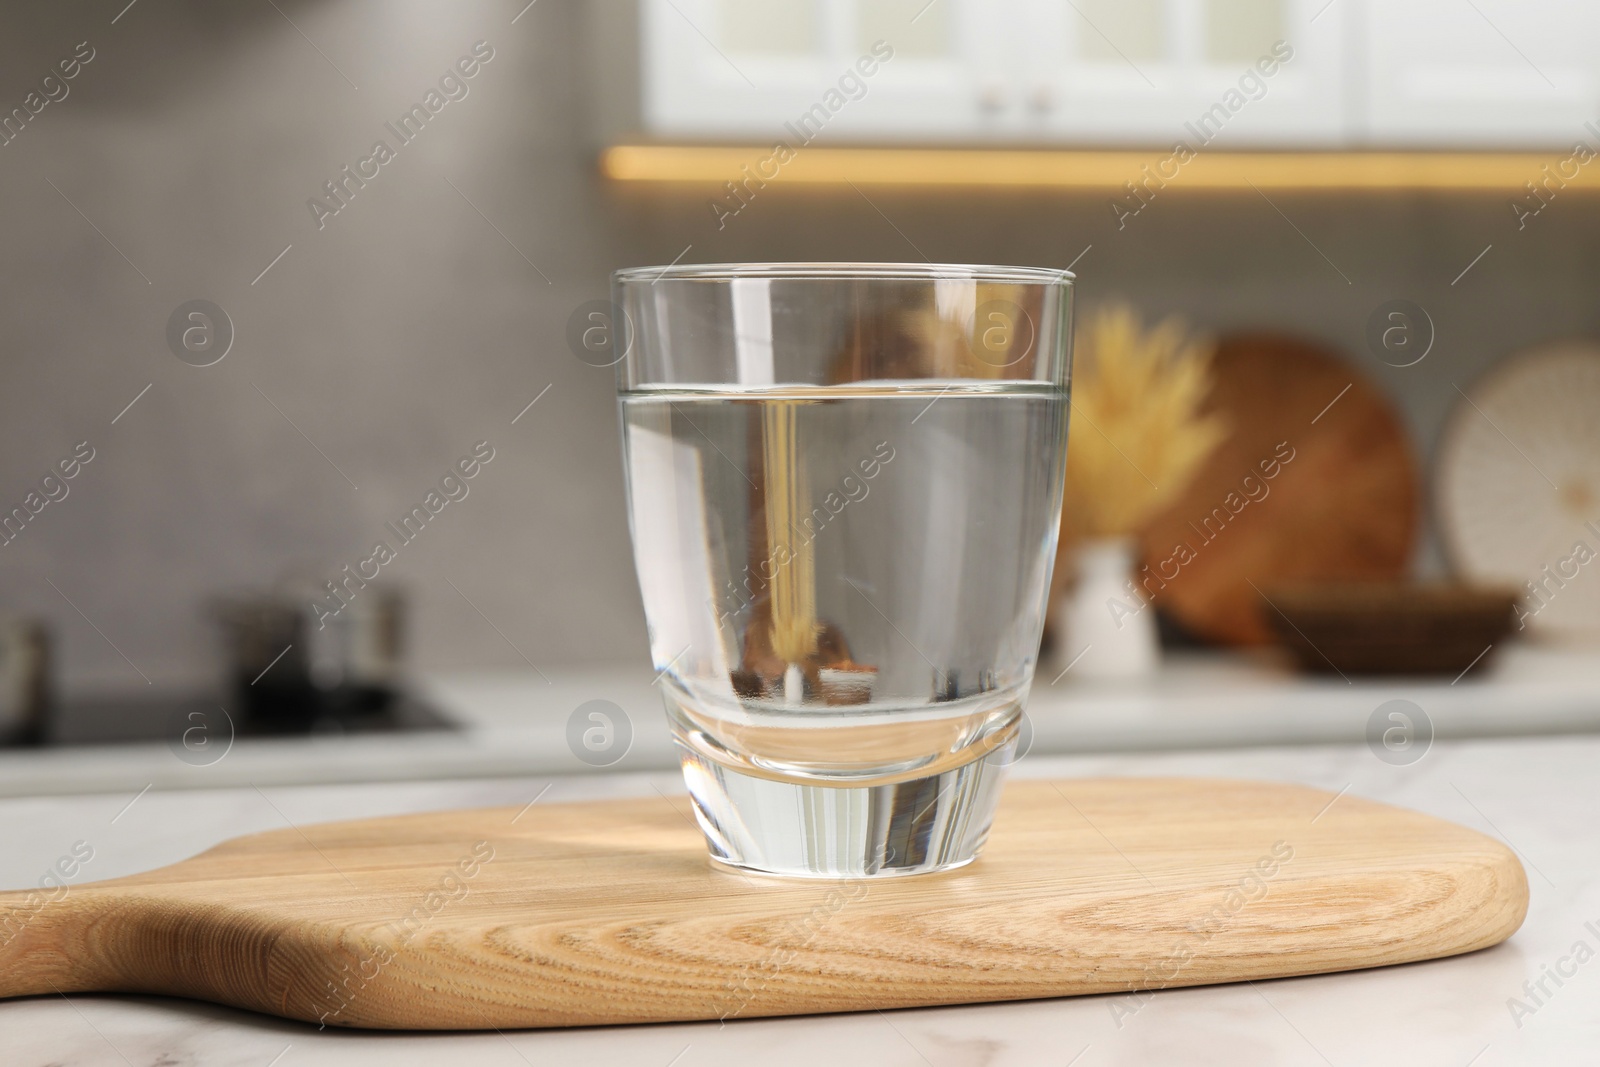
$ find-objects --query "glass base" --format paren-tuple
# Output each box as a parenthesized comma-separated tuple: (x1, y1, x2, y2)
(677, 742, 1014, 879)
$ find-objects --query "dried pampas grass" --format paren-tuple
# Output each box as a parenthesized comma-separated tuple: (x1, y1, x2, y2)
(1065, 304, 1228, 539)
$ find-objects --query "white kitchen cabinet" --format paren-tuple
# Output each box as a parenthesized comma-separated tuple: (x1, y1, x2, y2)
(1014, 0, 1346, 146)
(639, 0, 1341, 144)
(635, 0, 1600, 148)
(1361, 0, 1600, 146)
(641, 0, 996, 140)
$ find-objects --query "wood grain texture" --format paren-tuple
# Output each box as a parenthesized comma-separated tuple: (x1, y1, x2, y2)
(0, 779, 1525, 1030)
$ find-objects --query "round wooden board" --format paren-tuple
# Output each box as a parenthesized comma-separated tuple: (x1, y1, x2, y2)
(1138, 334, 1420, 646)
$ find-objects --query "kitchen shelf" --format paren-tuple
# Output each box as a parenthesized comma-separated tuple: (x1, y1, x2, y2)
(601, 144, 1600, 192)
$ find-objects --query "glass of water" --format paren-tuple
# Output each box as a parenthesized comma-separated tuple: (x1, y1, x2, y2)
(614, 263, 1072, 878)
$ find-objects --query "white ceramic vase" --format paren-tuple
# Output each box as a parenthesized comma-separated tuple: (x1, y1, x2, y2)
(1060, 537, 1160, 681)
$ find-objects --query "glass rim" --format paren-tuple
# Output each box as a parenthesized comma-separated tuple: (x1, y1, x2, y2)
(612, 261, 1075, 285)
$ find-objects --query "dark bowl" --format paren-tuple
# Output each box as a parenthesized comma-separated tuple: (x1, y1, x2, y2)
(1261, 583, 1519, 676)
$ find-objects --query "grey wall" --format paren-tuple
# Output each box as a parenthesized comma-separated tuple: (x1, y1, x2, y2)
(1, 0, 1596, 693)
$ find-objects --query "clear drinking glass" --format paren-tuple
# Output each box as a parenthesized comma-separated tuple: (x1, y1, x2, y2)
(613, 263, 1072, 878)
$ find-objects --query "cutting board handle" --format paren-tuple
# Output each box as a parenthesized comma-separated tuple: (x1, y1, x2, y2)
(0, 885, 99, 998)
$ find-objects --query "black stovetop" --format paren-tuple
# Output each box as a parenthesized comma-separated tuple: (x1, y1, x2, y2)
(6, 691, 455, 747)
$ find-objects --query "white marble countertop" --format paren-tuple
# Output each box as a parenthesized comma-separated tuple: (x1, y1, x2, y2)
(2, 643, 1598, 798)
(4, 732, 1597, 1065)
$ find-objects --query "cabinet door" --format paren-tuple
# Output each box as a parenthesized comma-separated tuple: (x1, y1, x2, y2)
(640, 0, 1013, 141)
(1011, 0, 1346, 146)
(1362, 0, 1600, 146)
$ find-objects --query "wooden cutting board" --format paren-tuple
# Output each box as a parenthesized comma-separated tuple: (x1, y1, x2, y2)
(0, 779, 1525, 1030)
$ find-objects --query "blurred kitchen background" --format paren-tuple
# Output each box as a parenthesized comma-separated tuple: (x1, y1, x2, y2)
(2, 0, 1598, 789)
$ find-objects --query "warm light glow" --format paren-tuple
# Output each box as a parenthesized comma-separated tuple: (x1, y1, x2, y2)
(600, 145, 1584, 192)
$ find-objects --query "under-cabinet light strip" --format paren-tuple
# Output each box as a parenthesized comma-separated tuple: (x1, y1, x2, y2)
(601, 144, 1586, 192)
